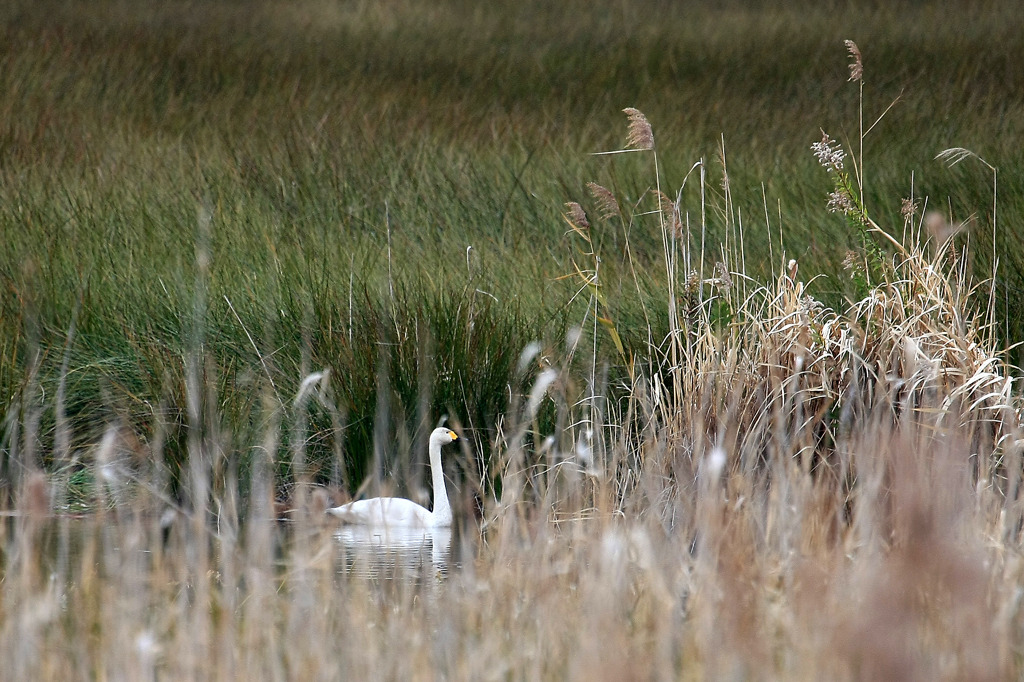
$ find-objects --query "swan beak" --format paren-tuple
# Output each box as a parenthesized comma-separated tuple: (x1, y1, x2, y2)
(447, 430, 458, 441)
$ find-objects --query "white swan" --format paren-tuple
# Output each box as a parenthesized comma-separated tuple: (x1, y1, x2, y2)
(327, 427, 458, 528)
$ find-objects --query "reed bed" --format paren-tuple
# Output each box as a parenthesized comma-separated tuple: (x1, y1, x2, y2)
(3, 1, 1024, 679)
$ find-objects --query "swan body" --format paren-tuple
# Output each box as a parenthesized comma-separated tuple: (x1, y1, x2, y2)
(328, 427, 458, 528)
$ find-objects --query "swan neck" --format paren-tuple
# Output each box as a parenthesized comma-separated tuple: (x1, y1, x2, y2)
(429, 437, 452, 525)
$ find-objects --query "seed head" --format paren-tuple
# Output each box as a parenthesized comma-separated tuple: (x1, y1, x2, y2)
(684, 270, 700, 295)
(623, 108, 654, 151)
(587, 182, 620, 220)
(714, 262, 732, 290)
(656, 190, 683, 237)
(564, 201, 589, 230)
(900, 197, 919, 221)
(845, 40, 863, 82)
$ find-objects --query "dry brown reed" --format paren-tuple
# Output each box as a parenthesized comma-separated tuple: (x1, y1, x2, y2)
(563, 201, 590, 232)
(586, 182, 620, 221)
(1, 273, 1021, 680)
(845, 40, 864, 82)
(623, 107, 655, 151)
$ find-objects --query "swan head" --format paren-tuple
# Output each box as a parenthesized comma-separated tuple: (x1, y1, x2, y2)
(430, 427, 459, 445)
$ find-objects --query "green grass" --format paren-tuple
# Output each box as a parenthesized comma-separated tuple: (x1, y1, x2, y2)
(2, 0, 1024, 481)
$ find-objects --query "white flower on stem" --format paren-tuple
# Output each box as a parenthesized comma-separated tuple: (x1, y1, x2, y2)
(827, 190, 855, 214)
(811, 131, 845, 173)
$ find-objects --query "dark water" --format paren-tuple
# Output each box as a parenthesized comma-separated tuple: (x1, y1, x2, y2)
(1, 511, 463, 589)
(334, 525, 454, 580)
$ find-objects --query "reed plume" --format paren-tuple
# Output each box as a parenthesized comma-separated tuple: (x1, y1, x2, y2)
(622, 107, 654, 151)
(586, 182, 620, 220)
(845, 39, 863, 82)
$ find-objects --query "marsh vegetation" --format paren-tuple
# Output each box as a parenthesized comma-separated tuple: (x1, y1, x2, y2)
(2, 0, 1024, 678)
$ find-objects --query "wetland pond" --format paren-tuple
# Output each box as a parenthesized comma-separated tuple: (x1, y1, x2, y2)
(2, 510, 466, 589)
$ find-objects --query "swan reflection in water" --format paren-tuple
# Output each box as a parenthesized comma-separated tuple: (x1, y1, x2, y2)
(334, 525, 453, 580)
